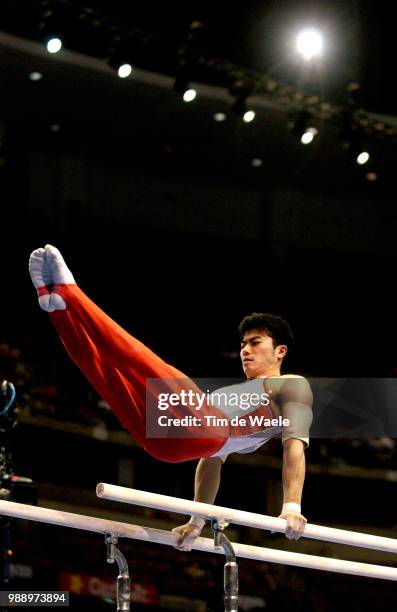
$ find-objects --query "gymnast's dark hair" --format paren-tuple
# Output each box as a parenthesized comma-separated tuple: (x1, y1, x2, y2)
(238, 313, 294, 348)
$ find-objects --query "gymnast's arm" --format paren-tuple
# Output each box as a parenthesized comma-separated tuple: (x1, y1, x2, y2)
(172, 456, 225, 550)
(281, 438, 307, 539)
(279, 376, 313, 540)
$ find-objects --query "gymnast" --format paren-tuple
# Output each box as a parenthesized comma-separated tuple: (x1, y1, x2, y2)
(29, 245, 313, 550)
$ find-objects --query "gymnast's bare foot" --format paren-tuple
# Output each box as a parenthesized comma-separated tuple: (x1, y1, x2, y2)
(29, 245, 75, 312)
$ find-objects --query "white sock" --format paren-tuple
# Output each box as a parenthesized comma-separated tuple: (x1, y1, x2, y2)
(29, 246, 71, 311)
(44, 244, 76, 285)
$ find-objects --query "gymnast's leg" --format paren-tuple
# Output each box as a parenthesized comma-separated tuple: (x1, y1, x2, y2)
(28, 245, 227, 462)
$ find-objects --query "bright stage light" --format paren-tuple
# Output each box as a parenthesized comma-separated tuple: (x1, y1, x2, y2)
(214, 112, 226, 122)
(29, 72, 43, 81)
(296, 28, 323, 60)
(301, 127, 318, 144)
(243, 110, 255, 123)
(46, 37, 62, 54)
(183, 89, 197, 102)
(357, 151, 369, 165)
(117, 64, 133, 79)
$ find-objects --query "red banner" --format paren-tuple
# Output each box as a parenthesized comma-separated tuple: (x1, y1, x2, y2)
(59, 572, 158, 606)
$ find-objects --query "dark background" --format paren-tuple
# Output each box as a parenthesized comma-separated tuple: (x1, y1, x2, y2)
(1, 1, 397, 610)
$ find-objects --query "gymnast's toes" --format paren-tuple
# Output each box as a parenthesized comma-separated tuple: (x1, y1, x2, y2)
(44, 244, 76, 285)
(29, 246, 68, 311)
(29, 247, 53, 289)
(37, 290, 67, 312)
(49, 292, 67, 311)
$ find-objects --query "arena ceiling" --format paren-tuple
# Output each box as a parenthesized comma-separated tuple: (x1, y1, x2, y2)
(0, 0, 396, 192)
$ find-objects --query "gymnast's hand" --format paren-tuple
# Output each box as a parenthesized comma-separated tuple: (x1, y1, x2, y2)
(279, 509, 307, 540)
(172, 522, 202, 551)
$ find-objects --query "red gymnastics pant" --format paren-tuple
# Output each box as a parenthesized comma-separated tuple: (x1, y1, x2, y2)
(47, 284, 228, 462)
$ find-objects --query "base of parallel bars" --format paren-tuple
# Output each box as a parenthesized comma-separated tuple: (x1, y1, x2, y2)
(106, 533, 131, 611)
(212, 520, 239, 612)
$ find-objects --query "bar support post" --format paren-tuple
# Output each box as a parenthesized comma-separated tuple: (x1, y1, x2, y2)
(106, 533, 131, 611)
(212, 519, 239, 612)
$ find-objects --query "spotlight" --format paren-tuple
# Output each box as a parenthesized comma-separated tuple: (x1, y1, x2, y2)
(214, 113, 227, 122)
(243, 111, 255, 123)
(182, 89, 197, 102)
(46, 37, 62, 54)
(108, 45, 135, 79)
(300, 127, 319, 145)
(29, 72, 43, 81)
(356, 151, 370, 165)
(108, 58, 134, 78)
(173, 76, 196, 100)
(340, 129, 371, 166)
(296, 28, 323, 61)
(117, 63, 133, 79)
(251, 158, 263, 167)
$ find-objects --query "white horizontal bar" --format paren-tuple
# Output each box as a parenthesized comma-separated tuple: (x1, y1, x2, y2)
(0, 499, 396, 581)
(96, 483, 397, 555)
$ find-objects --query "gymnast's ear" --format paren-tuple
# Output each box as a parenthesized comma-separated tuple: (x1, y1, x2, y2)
(276, 344, 288, 360)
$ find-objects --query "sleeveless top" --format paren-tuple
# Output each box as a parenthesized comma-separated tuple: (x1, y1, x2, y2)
(210, 377, 283, 457)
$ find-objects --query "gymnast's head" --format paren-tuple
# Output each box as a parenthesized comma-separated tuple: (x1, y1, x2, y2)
(238, 313, 294, 378)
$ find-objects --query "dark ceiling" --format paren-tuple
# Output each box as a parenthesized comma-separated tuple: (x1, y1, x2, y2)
(3, 0, 395, 112)
(83, 0, 395, 115)
(1, 0, 396, 194)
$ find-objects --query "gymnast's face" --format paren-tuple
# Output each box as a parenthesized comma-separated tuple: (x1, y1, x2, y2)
(240, 329, 286, 378)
